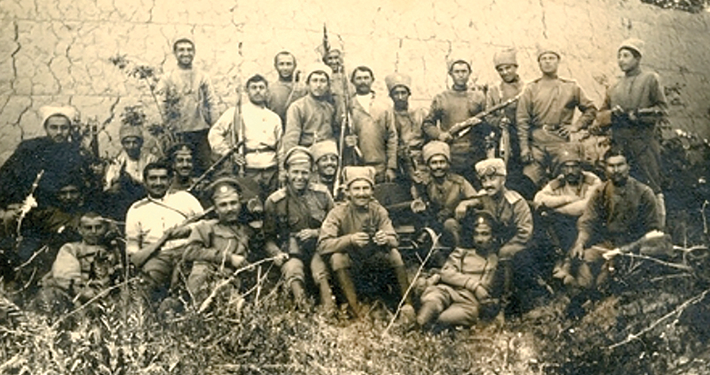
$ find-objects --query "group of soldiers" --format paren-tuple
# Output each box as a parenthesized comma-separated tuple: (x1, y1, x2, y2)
(0, 35, 667, 329)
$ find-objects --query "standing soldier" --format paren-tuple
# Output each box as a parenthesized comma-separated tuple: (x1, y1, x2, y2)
(597, 38, 668, 226)
(268, 51, 307, 127)
(309, 139, 340, 194)
(155, 38, 217, 174)
(279, 64, 337, 178)
(422, 58, 487, 185)
(263, 147, 336, 311)
(384, 72, 427, 182)
(345, 66, 398, 183)
(317, 166, 414, 319)
(516, 45, 597, 189)
(209, 74, 283, 199)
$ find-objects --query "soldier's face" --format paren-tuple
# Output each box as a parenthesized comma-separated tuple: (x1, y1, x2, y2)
(173, 153, 194, 178)
(325, 52, 342, 71)
(348, 180, 373, 208)
(427, 155, 449, 178)
(538, 53, 559, 75)
(45, 115, 71, 143)
(496, 64, 518, 83)
(352, 70, 374, 95)
(561, 161, 582, 184)
(214, 191, 242, 224)
(316, 154, 338, 177)
(449, 63, 471, 87)
(473, 223, 493, 250)
(121, 136, 143, 160)
(390, 86, 410, 108)
(605, 155, 629, 185)
(480, 174, 506, 197)
(174, 42, 195, 67)
(275, 54, 296, 79)
(247, 81, 268, 105)
(287, 163, 312, 192)
(145, 169, 170, 198)
(79, 217, 107, 246)
(57, 184, 82, 207)
(307, 73, 330, 98)
(617, 49, 640, 73)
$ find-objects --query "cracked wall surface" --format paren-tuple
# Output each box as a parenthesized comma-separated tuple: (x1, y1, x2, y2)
(0, 0, 709, 163)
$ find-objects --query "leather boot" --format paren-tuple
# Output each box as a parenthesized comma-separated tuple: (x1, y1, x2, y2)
(335, 268, 360, 318)
(416, 302, 439, 328)
(317, 278, 336, 314)
(290, 280, 308, 310)
(393, 266, 413, 305)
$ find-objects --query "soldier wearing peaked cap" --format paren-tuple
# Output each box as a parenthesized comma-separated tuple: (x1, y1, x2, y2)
(263, 146, 337, 312)
(597, 38, 668, 226)
(516, 44, 597, 190)
(316, 166, 414, 320)
(422, 56, 487, 186)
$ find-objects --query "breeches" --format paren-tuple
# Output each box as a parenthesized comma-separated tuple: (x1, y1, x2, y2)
(524, 129, 568, 186)
(328, 247, 404, 272)
(421, 284, 479, 326)
(281, 253, 329, 286)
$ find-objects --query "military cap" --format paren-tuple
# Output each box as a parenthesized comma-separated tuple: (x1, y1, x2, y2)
(40, 105, 78, 127)
(475, 158, 507, 177)
(119, 123, 144, 141)
(208, 177, 242, 200)
(284, 146, 313, 167)
(536, 43, 561, 61)
(472, 209, 497, 228)
(493, 48, 518, 67)
(618, 38, 644, 57)
(422, 141, 451, 163)
(385, 72, 412, 93)
(305, 63, 332, 82)
(167, 142, 193, 157)
(342, 166, 376, 187)
(309, 139, 339, 162)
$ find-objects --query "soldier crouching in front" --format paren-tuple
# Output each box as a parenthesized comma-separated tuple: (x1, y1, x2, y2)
(416, 210, 501, 330)
(32, 212, 123, 316)
(316, 166, 414, 321)
(180, 177, 261, 305)
(264, 147, 336, 312)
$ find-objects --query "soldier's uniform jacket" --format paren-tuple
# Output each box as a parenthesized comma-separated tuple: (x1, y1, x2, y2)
(264, 184, 335, 255)
(182, 219, 251, 264)
(280, 95, 337, 164)
(601, 70, 667, 128)
(317, 199, 398, 256)
(44, 241, 121, 294)
(577, 177, 661, 248)
(534, 171, 602, 215)
(486, 79, 524, 124)
(480, 188, 533, 259)
(439, 247, 499, 297)
(154, 68, 217, 132)
(424, 173, 477, 220)
(268, 79, 307, 125)
(350, 93, 398, 175)
(516, 76, 596, 152)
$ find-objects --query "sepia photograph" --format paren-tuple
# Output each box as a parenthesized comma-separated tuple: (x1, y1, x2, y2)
(1, 0, 710, 373)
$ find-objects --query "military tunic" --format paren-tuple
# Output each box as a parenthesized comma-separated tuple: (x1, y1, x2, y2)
(268, 79, 307, 126)
(390, 106, 427, 179)
(479, 189, 533, 260)
(516, 76, 596, 185)
(280, 95, 337, 169)
(264, 184, 335, 284)
(350, 93, 398, 181)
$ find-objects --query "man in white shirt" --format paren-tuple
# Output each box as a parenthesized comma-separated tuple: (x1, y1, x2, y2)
(125, 161, 204, 299)
(209, 74, 283, 198)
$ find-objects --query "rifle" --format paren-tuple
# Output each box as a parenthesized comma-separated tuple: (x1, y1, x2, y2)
(230, 42, 246, 178)
(448, 93, 522, 138)
(130, 206, 215, 268)
(188, 144, 242, 193)
(16, 170, 44, 241)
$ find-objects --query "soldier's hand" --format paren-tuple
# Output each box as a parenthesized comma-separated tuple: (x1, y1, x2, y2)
(296, 228, 319, 242)
(474, 285, 490, 300)
(521, 149, 534, 164)
(558, 126, 571, 138)
(570, 244, 584, 259)
(410, 199, 426, 213)
(229, 254, 247, 269)
(350, 232, 370, 248)
(345, 135, 359, 148)
(611, 105, 625, 116)
(373, 230, 390, 246)
(438, 132, 453, 143)
(273, 252, 289, 267)
(385, 169, 397, 182)
(166, 225, 191, 240)
(454, 202, 469, 220)
(233, 154, 246, 167)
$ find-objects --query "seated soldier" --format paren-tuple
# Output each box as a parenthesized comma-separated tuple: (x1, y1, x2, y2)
(413, 141, 480, 250)
(533, 145, 601, 272)
(181, 177, 263, 305)
(32, 212, 122, 315)
(125, 162, 205, 301)
(562, 146, 661, 289)
(317, 166, 414, 319)
(309, 139, 339, 196)
(264, 147, 336, 311)
(416, 210, 501, 329)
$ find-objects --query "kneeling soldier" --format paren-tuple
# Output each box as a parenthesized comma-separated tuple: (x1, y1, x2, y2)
(264, 147, 336, 311)
(417, 210, 500, 328)
(317, 166, 413, 319)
